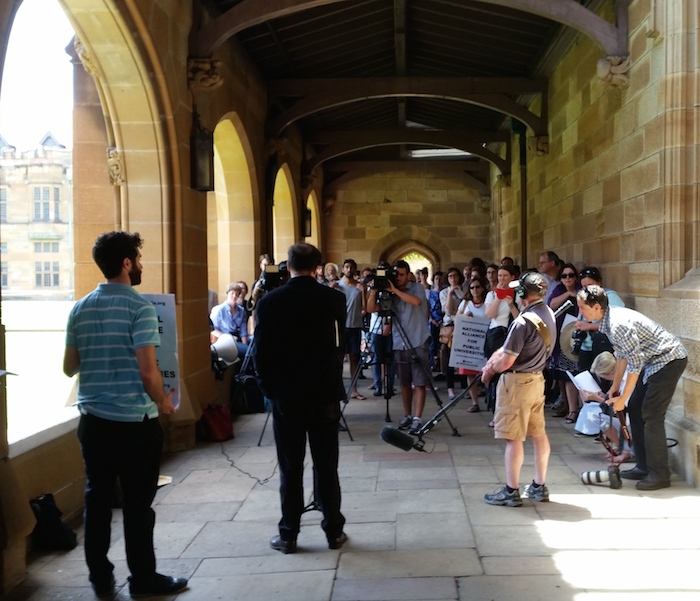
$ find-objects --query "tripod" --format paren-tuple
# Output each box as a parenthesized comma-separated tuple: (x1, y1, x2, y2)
(346, 301, 460, 435)
(381, 376, 480, 451)
(343, 313, 396, 421)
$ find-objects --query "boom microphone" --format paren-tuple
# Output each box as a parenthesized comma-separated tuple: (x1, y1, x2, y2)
(380, 425, 420, 452)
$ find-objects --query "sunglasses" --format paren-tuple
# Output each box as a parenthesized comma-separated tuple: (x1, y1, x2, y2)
(561, 273, 576, 278)
(469, 285, 482, 289)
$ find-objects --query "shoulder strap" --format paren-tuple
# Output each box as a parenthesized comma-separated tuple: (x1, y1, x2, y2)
(522, 312, 551, 353)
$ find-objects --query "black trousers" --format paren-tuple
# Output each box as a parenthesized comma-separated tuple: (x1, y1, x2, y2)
(627, 357, 687, 481)
(77, 412, 162, 583)
(272, 399, 345, 542)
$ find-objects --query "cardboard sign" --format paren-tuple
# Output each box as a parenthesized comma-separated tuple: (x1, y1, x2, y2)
(141, 293, 180, 408)
(448, 314, 489, 370)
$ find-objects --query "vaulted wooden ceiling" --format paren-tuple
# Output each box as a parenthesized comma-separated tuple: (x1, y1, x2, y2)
(194, 0, 628, 192)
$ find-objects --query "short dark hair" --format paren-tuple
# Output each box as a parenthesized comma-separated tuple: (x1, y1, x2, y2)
(446, 266, 464, 284)
(288, 243, 322, 273)
(579, 266, 603, 283)
(92, 231, 142, 279)
(542, 250, 560, 263)
(577, 285, 609, 310)
(343, 258, 357, 270)
(394, 259, 410, 273)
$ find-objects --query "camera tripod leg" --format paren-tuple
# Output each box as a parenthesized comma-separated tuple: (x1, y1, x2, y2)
(257, 409, 272, 447)
(411, 351, 460, 437)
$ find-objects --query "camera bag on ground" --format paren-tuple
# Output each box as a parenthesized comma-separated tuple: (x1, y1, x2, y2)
(196, 404, 234, 441)
(29, 493, 78, 551)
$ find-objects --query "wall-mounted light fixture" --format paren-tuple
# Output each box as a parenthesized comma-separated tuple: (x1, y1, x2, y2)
(191, 109, 214, 191)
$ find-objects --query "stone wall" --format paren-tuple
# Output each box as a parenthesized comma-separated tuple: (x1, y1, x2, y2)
(325, 172, 493, 271)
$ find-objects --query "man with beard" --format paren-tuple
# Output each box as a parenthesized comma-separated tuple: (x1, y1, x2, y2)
(63, 231, 187, 598)
(368, 260, 430, 434)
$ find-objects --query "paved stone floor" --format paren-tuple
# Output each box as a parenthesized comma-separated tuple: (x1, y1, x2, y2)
(8, 379, 700, 600)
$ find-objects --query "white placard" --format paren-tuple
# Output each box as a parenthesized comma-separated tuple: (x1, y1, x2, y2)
(566, 370, 601, 393)
(141, 293, 180, 408)
(448, 314, 490, 370)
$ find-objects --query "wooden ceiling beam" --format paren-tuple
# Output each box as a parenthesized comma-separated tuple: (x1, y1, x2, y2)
(305, 130, 511, 145)
(269, 87, 547, 138)
(303, 137, 511, 176)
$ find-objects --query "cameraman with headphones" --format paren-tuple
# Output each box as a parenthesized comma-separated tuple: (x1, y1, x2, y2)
(481, 271, 556, 507)
(368, 260, 430, 434)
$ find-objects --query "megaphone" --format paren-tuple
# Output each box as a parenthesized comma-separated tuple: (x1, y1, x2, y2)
(211, 333, 239, 367)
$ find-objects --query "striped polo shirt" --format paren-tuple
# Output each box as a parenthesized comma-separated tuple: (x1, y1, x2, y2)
(65, 282, 161, 422)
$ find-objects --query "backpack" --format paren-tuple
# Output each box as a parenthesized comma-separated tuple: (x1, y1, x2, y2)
(29, 494, 78, 551)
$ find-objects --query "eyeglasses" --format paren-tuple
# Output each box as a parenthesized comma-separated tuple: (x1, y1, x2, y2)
(561, 273, 576, 278)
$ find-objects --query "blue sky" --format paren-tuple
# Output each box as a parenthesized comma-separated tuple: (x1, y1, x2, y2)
(0, 0, 74, 150)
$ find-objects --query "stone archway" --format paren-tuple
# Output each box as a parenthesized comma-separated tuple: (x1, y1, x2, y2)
(370, 225, 452, 271)
(209, 113, 259, 297)
(58, 0, 177, 295)
(272, 163, 298, 262)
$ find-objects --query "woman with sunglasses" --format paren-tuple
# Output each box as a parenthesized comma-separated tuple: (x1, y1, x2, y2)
(457, 276, 488, 412)
(440, 267, 465, 398)
(548, 263, 582, 423)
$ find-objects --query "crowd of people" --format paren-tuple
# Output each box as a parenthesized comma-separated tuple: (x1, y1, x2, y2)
(207, 250, 687, 495)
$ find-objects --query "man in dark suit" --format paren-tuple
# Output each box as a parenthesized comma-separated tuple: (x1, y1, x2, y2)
(253, 242, 348, 554)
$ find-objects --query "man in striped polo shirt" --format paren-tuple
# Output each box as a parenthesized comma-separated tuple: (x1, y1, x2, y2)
(63, 231, 187, 598)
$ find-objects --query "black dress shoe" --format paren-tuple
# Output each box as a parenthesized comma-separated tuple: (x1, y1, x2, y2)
(91, 575, 115, 598)
(270, 535, 297, 554)
(373, 389, 383, 397)
(620, 466, 648, 480)
(328, 532, 348, 549)
(636, 478, 671, 491)
(129, 574, 188, 597)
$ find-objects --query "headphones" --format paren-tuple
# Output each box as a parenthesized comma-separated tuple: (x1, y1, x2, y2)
(514, 281, 528, 299)
(514, 273, 546, 299)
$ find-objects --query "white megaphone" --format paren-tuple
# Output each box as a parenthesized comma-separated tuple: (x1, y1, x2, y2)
(211, 333, 240, 367)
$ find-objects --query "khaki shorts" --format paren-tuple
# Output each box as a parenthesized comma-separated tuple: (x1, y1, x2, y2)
(493, 372, 546, 441)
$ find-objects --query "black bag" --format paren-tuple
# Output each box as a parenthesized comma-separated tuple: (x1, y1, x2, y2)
(232, 374, 266, 414)
(29, 494, 78, 551)
(484, 326, 508, 358)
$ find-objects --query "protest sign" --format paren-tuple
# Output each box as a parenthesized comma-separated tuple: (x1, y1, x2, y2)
(448, 314, 489, 370)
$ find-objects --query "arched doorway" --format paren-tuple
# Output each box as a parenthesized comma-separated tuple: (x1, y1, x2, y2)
(272, 164, 297, 262)
(209, 114, 258, 298)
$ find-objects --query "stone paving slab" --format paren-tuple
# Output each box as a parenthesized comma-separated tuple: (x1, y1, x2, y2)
(185, 571, 336, 601)
(337, 549, 481, 579)
(332, 577, 457, 600)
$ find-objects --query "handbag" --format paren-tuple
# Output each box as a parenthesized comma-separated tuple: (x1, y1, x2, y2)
(438, 324, 454, 346)
(197, 404, 234, 441)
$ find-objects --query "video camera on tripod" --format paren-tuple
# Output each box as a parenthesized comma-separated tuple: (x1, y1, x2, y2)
(366, 266, 398, 315)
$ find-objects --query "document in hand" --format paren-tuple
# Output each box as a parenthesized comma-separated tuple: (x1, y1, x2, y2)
(566, 370, 602, 394)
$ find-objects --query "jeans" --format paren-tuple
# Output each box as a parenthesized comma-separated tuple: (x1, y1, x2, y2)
(627, 357, 687, 481)
(371, 333, 394, 393)
(77, 413, 162, 583)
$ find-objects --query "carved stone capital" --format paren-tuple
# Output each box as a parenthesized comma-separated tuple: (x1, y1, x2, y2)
(323, 196, 335, 216)
(597, 56, 631, 89)
(74, 37, 99, 78)
(527, 136, 549, 157)
(301, 174, 318, 191)
(477, 195, 491, 213)
(496, 174, 511, 188)
(106, 147, 124, 186)
(266, 138, 287, 157)
(188, 58, 224, 92)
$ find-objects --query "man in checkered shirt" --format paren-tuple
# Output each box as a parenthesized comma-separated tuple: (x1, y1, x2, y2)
(577, 285, 688, 491)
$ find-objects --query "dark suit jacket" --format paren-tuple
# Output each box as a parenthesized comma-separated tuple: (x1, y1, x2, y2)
(253, 275, 347, 404)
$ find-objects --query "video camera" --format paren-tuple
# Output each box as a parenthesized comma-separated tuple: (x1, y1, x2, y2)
(368, 267, 397, 291)
(261, 263, 286, 291)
